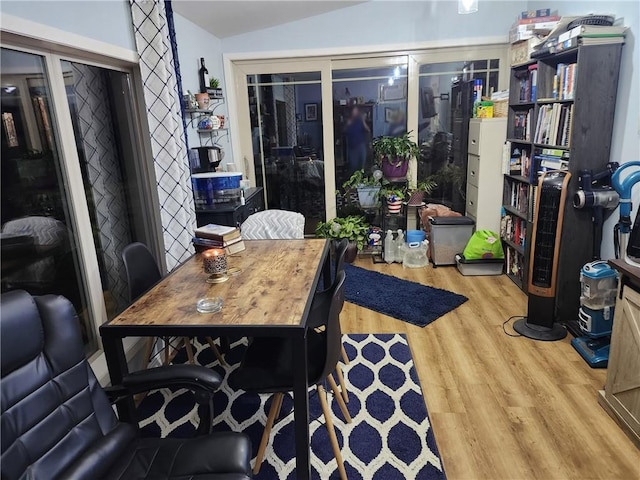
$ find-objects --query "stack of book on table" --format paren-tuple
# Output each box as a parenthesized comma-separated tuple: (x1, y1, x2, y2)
(193, 224, 245, 254)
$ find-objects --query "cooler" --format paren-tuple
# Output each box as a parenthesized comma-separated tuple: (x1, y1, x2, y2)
(428, 216, 475, 266)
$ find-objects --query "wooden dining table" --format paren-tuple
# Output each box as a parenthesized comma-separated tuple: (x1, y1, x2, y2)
(100, 238, 330, 480)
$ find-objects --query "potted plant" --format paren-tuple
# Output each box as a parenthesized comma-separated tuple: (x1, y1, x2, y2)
(407, 178, 438, 206)
(431, 163, 466, 203)
(207, 78, 223, 98)
(316, 215, 369, 263)
(342, 169, 383, 209)
(372, 131, 420, 181)
(381, 185, 405, 214)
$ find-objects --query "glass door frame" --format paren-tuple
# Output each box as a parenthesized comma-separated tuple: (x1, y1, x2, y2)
(1, 38, 162, 359)
(407, 45, 509, 186)
(232, 59, 336, 217)
(228, 44, 508, 222)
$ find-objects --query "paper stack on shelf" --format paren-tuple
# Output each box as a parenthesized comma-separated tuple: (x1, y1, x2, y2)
(510, 10, 560, 43)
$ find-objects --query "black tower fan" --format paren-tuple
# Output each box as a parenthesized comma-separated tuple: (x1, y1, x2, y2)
(514, 171, 572, 340)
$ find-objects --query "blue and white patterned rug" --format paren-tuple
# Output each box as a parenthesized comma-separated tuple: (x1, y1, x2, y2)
(137, 334, 446, 480)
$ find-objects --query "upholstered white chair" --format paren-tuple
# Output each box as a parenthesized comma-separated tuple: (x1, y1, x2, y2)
(240, 210, 305, 240)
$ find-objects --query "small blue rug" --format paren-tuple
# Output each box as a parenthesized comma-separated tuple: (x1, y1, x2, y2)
(344, 264, 468, 327)
(138, 334, 446, 480)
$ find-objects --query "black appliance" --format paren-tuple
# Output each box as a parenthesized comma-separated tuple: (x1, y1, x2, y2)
(191, 146, 222, 173)
(514, 170, 572, 341)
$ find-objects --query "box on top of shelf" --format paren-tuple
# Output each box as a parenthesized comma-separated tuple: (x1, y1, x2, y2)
(511, 38, 539, 65)
(509, 20, 559, 44)
(519, 9, 553, 20)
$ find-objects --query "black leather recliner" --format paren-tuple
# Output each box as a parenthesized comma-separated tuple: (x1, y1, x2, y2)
(0, 290, 252, 480)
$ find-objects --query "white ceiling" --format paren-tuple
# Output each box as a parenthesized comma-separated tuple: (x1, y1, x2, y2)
(172, 1, 366, 39)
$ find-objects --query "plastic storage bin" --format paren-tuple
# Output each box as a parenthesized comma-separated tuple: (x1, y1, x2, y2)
(428, 216, 475, 266)
(455, 254, 504, 276)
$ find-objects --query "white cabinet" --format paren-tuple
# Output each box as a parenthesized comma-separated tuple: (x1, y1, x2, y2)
(599, 260, 640, 448)
(465, 118, 507, 233)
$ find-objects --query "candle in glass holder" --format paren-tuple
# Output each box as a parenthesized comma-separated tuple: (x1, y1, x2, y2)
(202, 248, 227, 275)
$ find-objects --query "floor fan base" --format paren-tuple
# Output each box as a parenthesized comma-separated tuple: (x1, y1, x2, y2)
(513, 318, 567, 341)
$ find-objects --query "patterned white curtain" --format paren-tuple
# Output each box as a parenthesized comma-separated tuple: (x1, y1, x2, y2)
(130, 0, 195, 271)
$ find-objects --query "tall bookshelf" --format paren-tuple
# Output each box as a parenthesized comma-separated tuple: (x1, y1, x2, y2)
(502, 43, 623, 328)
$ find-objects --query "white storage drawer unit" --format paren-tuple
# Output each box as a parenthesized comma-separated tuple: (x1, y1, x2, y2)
(465, 118, 507, 234)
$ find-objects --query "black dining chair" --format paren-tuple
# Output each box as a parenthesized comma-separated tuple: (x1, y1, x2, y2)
(311, 238, 350, 403)
(0, 289, 253, 480)
(122, 242, 225, 367)
(228, 270, 350, 479)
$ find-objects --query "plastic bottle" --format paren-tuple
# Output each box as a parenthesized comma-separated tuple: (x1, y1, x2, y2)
(394, 229, 405, 263)
(384, 230, 395, 264)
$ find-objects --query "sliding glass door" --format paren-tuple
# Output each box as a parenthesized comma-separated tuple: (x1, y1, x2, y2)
(1, 46, 157, 354)
(238, 64, 330, 235)
(1, 48, 95, 350)
(331, 57, 409, 216)
(412, 47, 507, 212)
(230, 45, 507, 224)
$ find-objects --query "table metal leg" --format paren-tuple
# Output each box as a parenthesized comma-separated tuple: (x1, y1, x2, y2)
(293, 331, 310, 480)
(101, 332, 135, 424)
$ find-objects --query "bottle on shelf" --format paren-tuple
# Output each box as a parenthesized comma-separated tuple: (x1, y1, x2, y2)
(199, 58, 209, 94)
(384, 230, 395, 264)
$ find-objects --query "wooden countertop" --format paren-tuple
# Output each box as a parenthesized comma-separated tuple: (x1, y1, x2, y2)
(108, 239, 327, 329)
(608, 258, 640, 286)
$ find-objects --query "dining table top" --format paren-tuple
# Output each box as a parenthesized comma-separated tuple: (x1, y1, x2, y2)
(105, 238, 328, 331)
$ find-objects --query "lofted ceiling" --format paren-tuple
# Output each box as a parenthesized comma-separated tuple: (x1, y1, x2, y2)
(172, 1, 366, 39)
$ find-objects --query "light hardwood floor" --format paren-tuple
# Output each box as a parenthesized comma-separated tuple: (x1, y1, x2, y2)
(341, 258, 640, 480)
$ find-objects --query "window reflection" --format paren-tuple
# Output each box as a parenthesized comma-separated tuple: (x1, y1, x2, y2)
(332, 65, 409, 191)
(417, 58, 499, 213)
(1, 48, 94, 352)
(62, 60, 147, 320)
(247, 73, 325, 235)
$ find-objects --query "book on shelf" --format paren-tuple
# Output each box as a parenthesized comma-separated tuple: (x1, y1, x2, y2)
(508, 180, 530, 216)
(533, 148, 570, 177)
(520, 9, 552, 19)
(505, 246, 525, 280)
(508, 146, 531, 178)
(194, 224, 241, 242)
(580, 36, 625, 45)
(548, 30, 625, 54)
(502, 141, 512, 175)
(510, 155, 522, 175)
(501, 213, 528, 248)
(534, 103, 573, 147)
(516, 65, 537, 102)
(528, 184, 538, 222)
(559, 24, 627, 43)
(517, 15, 560, 25)
(513, 109, 533, 141)
(529, 64, 538, 101)
(521, 149, 531, 179)
(553, 63, 577, 100)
